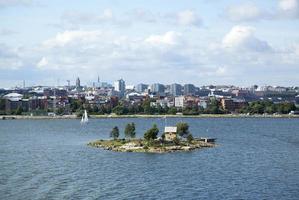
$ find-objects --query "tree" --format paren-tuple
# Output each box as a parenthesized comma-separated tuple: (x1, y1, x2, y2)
(112, 104, 128, 115)
(124, 122, 136, 138)
(144, 124, 159, 141)
(15, 107, 23, 115)
(0, 99, 5, 114)
(176, 122, 190, 137)
(187, 134, 194, 144)
(110, 126, 119, 140)
(168, 107, 177, 115)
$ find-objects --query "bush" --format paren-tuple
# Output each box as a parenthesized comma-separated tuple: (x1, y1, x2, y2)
(144, 124, 159, 141)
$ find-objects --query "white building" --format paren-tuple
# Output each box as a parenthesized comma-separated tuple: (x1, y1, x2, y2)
(174, 96, 185, 108)
(4, 93, 23, 101)
(164, 126, 177, 141)
(114, 79, 126, 98)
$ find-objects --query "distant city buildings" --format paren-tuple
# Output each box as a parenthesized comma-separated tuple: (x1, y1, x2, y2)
(0, 77, 298, 115)
(114, 79, 126, 98)
(136, 83, 148, 93)
(184, 84, 195, 96)
(150, 83, 165, 96)
(170, 83, 182, 96)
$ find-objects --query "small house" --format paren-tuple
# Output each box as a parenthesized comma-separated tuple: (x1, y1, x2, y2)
(164, 126, 177, 141)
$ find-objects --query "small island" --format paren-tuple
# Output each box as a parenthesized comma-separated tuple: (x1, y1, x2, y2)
(88, 122, 216, 153)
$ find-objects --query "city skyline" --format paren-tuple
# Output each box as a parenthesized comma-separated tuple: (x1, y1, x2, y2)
(1, 0, 299, 87)
(2, 76, 299, 89)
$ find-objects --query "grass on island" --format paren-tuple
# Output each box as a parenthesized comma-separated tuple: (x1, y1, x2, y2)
(88, 138, 215, 153)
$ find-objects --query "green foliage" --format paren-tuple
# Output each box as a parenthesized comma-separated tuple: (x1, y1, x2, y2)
(57, 107, 65, 115)
(124, 122, 136, 138)
(168, 107, 177, 115)
(176, 122, 190, 137)
(187, 134, 194, 144)
(173, 137, 180, 145)
(112, 104, 129, 115)
(183, 105, 199, 115)
(0, 98, 5, 112)
(70, 99, 83, 112)
(142, 99, 155, 114)
(15, 107, 23, 115)
(144, 124, 159, 141)
(110, 126, 119, 140)
(205, 99, 224, 114)
(239, 101, 296, 114)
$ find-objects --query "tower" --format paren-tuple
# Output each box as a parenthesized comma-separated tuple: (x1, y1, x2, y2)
(76, 77, 81, 88)
(114, 79, 126, 98)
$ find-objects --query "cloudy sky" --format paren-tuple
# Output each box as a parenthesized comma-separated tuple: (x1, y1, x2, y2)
(0, 0, 299, 87)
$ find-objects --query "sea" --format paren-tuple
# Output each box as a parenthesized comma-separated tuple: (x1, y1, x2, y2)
(0, 117, 299, 200)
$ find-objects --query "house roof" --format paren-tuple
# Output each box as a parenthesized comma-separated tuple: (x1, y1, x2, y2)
(164, 126, 177, 133)
(4, 93, 23, 101)
(4, 93, 23, 98)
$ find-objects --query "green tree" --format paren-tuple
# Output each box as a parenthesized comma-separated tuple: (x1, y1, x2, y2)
(168, 107, 177, 115)
(0, 99, 5, 114)
(112, 104, 128, 115)
(110, 126, 119, 140)
(124, 122, 136, 138)
(187, 134, 194, 144)
(144, 124, 159, 141)
(15, 107, 23, 115)
(205, 99, 224, 114)
(176, 122, 190, 137)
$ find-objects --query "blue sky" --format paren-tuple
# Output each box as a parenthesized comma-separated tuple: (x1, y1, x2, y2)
(0, 0, 299, 87)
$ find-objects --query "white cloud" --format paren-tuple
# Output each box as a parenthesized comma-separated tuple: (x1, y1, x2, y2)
(226, 3, 263, 22)
(177, 10, 202, 27)
(279, 0, 299, 17)
(222, 26, 271, 52)
(145, 31, 182, 46)
(43, 30, 102, 48)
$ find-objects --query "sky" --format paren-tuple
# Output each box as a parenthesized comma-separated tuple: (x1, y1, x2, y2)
(0, 0, 299, 88)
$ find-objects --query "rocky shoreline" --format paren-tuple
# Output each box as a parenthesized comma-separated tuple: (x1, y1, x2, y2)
(88, 139, 216, 153)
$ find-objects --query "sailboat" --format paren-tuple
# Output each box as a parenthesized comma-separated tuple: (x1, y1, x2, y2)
(81, 110, 89, 124)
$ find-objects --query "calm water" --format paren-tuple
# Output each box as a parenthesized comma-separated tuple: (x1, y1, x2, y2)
(0, 118, 299, 200)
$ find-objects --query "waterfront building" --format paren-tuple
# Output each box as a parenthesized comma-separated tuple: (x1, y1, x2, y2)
(174, 96, 185, 108)
(114, 79, 126, 98)
(170, 83, 183, 96)
(220, 98, 247, 112)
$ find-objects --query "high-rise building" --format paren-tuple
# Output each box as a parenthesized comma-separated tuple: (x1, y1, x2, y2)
(76, 77, 81, 88)
(114, 79, 126, 98)
(136, 83, 148, 93)
(170, 83, 182, 96)
(184, 84, 195, 95)
(151, 83, 165, 96)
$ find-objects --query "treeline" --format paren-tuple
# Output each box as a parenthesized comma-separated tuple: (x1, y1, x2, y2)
(239, 101, 297, 114)
(110, 122, 194, 144)
(84, 99, 225, 116)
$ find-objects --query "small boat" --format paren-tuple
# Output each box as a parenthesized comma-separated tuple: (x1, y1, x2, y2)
(81, 110, 89, 124)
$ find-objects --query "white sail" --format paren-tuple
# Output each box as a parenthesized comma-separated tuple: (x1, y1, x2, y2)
(84, 110, 88, 123)
(80, 110, 88, 124)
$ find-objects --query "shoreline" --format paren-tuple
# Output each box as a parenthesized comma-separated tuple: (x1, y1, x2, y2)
(88, 138, 216, 153)
(1, 114, 299, 120)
